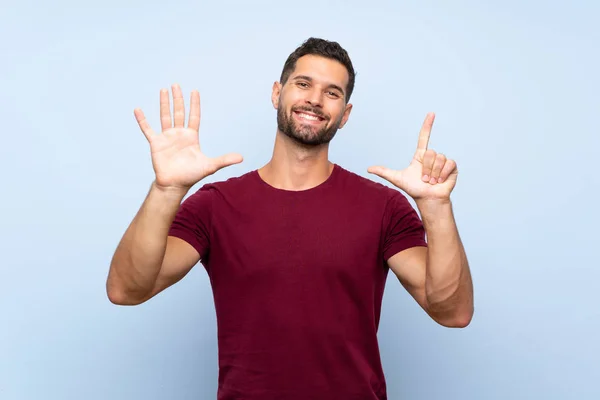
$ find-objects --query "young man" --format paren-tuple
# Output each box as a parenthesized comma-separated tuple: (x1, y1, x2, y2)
(107, 37, 474, 400)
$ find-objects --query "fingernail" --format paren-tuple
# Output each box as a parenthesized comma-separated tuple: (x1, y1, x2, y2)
(422, 175, 429, 181)
(430, 177, 437, 184)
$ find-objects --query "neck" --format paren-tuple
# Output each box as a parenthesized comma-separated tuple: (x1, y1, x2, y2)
(258, 131, 334, 191)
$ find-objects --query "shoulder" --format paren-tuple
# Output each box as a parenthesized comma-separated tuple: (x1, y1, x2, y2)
(335, 165, 417, 220)
(335, 164, 407, 203)
(189, 169, 257, 195)
(176, 170, 256, 221)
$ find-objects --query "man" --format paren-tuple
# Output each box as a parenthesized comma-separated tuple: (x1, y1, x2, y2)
(107, 37, 474, 400)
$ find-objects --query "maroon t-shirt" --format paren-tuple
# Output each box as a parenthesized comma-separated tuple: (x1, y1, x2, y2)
(168, 163, 427, 400)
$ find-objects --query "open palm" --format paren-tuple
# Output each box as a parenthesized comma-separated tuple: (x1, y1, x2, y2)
(134, 84, 243, 190)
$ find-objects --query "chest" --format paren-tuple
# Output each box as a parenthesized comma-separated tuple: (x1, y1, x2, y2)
(208, 200, 385, 285)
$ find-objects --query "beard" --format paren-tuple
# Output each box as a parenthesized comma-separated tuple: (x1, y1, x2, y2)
(277, 104, 342, 146)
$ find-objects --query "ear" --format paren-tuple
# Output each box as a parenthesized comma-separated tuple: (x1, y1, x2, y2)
(338, 103, 353, 129)
(271, 81, 282, 109)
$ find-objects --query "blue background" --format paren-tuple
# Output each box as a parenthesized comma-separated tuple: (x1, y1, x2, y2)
(1, 1, 598, 399)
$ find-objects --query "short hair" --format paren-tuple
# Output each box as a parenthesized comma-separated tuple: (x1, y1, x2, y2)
(279, 37, 356, 102)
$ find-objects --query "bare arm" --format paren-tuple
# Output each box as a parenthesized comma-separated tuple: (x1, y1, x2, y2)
(369, 113, 473, 328)
(106, 84, 242, 305)
(388, 199, 473, 328)
(106, 183, 199, 305)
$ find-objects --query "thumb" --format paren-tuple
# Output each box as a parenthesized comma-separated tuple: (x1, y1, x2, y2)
(209, 153, 244, 173)
(367, 166, 397, 183)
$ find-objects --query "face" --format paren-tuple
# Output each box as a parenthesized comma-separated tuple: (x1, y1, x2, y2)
(272, 55, 353, 146)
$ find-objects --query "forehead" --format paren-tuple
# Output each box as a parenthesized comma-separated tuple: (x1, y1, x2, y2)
(291, 55, 349, 88)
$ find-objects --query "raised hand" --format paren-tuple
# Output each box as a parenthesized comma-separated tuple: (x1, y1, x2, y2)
(367, 113, 458, 202)
(134, 84, 243, 191)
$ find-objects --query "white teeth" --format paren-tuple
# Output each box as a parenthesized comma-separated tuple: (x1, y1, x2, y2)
(298, 113, 319, 121)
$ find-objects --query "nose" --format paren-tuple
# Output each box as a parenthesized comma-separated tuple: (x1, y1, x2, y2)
(305, 88, 323, 108)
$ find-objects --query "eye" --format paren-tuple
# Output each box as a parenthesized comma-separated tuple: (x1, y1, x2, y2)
(296, 82, 309, 88)
(327, 91, 341, 98)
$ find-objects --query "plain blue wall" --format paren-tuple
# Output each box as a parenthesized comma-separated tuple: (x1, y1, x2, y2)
(1, 1, 598, 399)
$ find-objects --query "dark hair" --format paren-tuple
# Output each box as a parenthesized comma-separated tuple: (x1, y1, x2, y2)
(279, 37, 356, 102)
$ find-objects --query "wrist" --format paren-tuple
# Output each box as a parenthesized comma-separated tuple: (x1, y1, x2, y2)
(151, 181, 190, 200)
(415, 197, 452, 210)
(416, 198, 453, 223)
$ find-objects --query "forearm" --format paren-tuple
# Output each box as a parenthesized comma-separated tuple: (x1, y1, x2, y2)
(107, 182, 187, 303)
(417, 199, 473, 326)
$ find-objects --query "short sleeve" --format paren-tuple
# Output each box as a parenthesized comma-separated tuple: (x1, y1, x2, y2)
(382, 192, 428, 261)
(168, 185, 214, 261)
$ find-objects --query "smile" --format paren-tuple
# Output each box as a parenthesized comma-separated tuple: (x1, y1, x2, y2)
(293, 111, 326, 123)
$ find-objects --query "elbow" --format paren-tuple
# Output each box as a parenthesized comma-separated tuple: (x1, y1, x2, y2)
(442, 311, 473, 328)
(432, 313, 472, 328)
(107, 290, 146, 306)
(428, 303, 474, 328)
(106, 282, 147, 306)
(107, 289, 131, 306)
(106, 264, 152, 306)
(426, 286, 474, 328)
(453, 299, 475, 328)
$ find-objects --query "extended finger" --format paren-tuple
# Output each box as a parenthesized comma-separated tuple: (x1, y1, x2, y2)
(134, 108, 156, 141)
(416, 112, 435, 152)
(421, 149, 436, 182)
(160, 88, 172, 131)
(438, 159, 457, 183)
(429, 153, 446, 184)
(366, 166, 397, 183)
(172, 84, 185, 128)
(209, 153, 244, 173)
(188, 90, 201, 131)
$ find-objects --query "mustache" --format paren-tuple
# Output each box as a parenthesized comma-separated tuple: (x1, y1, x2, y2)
(291, 106, 328, 120)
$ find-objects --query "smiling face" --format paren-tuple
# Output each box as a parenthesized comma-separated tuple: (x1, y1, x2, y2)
(272, 55, 353, 146)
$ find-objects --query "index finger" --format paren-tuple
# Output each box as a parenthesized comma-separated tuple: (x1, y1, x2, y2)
(416, 112, 435, 151)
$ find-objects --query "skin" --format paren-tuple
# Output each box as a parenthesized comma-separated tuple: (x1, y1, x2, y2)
(106, 86, 242, 305)
(258, 55, 352, 190)
(368, 113, 473, 327)
(107, 54, 474, 329)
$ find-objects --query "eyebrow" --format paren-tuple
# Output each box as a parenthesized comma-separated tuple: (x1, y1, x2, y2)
(292, 75, 345, 96)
